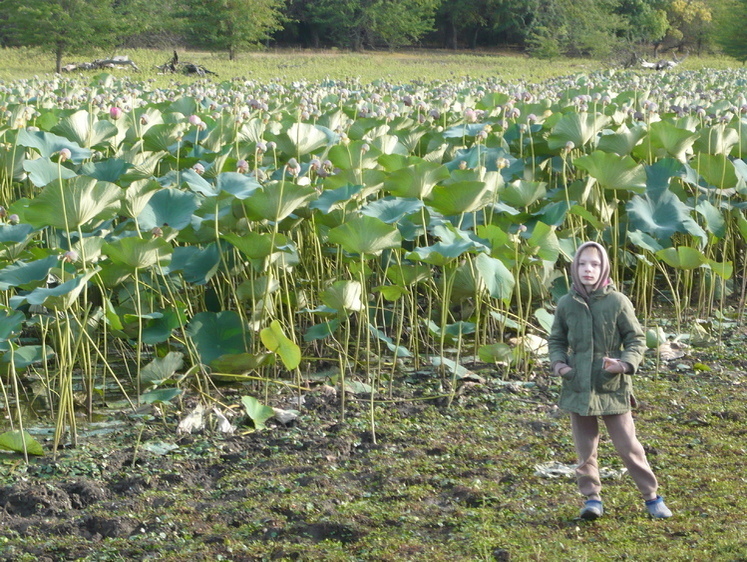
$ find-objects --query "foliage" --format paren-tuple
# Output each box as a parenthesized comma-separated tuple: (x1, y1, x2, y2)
(179, 0, 285, 60)
(0, 0, 119, 73)
(306, 0, 441, 50)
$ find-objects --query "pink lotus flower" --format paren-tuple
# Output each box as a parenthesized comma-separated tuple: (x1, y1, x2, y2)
(189, 114, 203, 127)
(109, 107, 123, 120)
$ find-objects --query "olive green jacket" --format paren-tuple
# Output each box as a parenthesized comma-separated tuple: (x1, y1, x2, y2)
(548, 283, 646, 416)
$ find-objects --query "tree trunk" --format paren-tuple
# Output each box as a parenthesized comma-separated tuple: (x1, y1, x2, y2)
(450, 20, 458, 50)
(56, 45, 63, 74)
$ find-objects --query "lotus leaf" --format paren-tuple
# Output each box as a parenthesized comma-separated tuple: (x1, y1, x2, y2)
(16, 176, 121, 231)
(574, 151, 646, 192)
(187, 310, 248, 366)
(328, 215, 402, 256)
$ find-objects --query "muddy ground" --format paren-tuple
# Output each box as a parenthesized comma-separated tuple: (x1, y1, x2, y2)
(0, 340, 746, 561)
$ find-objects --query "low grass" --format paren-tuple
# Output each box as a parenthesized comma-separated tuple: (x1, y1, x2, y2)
(1, 337, 746, 561)
(0, 46, 743, 86)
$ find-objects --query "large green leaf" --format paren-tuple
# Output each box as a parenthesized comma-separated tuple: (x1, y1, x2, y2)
(275, 122, 336, 158)
(384, 161, 450, 199)
(328, 215, 402, 256)
(627, 191, 707, 245)
(0, 255, 58, 290)
(0, 344, 55, 368)
(320, 280, 363, 313)
(474, 253, 514, 303)
(17, 128, 91, 164)
(51, 110, 117, 148)
(0, 430, 44, 456)
(547, 112, 610, 150)
(499, 180, 547, 208)
(242, 182, 316, 222)
(137, 188, 200, 230)
(23, 157, 77, 187)
(241, 396, 275, 430)
(10, 268, 99, 310)
(694, 154, 740, 190)
(103, 236, 173, 270)
(140, 351, 184, 387)
(693, 124, 739, 156)
(636, 121, 698, 162)
(655, 246, 705, 270)
(186, 311, 247, 366)
(597, 124, 647, 156)
(260, 320, 301, 370)
(427, 180, 493, 216)
(574, 151, 646, 192)
(15, 176, 121, 231)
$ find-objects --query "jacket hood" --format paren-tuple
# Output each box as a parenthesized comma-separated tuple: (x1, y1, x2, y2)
(570, 241, 611, 298)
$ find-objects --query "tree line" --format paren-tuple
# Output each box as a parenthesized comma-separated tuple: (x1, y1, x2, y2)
(0, 0, 746, 73)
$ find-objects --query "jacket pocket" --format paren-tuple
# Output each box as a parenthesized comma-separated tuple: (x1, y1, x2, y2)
(596, 371, 622, 393)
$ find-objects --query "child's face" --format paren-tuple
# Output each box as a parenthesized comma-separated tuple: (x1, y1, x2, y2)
(577, 247, 602, 289)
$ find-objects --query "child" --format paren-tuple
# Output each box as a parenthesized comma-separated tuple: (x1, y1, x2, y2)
(548, 241, 672, 520)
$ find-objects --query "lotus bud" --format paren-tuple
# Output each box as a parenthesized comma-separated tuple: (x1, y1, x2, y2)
(429, 109, 440, 120)
(517, 224, 528, 233)
(193, 162, 205, 175)
(59, 148, 71, 162)
(8, 214, 19, 224)
(62, 250, 78, 263)
(188, 114, 202, 127)
(464, 108, 477, 123)
(151, 226, 163, 238)
(528, 114, 537, 123)
(508, 107, 521, 119)
(459, 160, 467, 170)
(286, 158, 300, 176)
(475, 130, 487, 141)
(140, 114, 149, 125)
(564, 141, 575, 153)
(266, 141, 276, 151)
(109, 106, 123, 120)
(310, 158, 321, 171)
(236, 159, 249, 173)
(256, 141, 267, 153)
(361, 143, 370, 153)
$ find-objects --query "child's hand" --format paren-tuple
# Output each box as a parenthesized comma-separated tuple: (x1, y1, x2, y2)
(603, 357, 626, 373)
(553, 362, 572, 377)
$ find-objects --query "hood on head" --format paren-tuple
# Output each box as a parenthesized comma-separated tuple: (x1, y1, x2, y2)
(570, 241, 611, 297)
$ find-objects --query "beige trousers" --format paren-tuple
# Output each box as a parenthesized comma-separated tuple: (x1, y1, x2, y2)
(570, 411, 658, 502)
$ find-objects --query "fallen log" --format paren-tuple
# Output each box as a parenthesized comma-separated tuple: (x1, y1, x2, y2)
(61, 56, 140, 72)
(156, 51, 217, 77)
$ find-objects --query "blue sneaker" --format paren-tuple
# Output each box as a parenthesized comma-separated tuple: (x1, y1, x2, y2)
(645, 496, 672, 518)
(580, 499, 603, 520)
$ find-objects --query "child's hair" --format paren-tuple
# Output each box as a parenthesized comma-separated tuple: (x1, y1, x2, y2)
(570, 241, 611, 296)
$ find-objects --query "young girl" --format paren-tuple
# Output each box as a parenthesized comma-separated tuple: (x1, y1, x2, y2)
(548, 241, 672, 520)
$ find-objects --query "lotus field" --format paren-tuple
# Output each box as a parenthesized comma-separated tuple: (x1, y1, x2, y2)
(0, 67, 745, 451)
